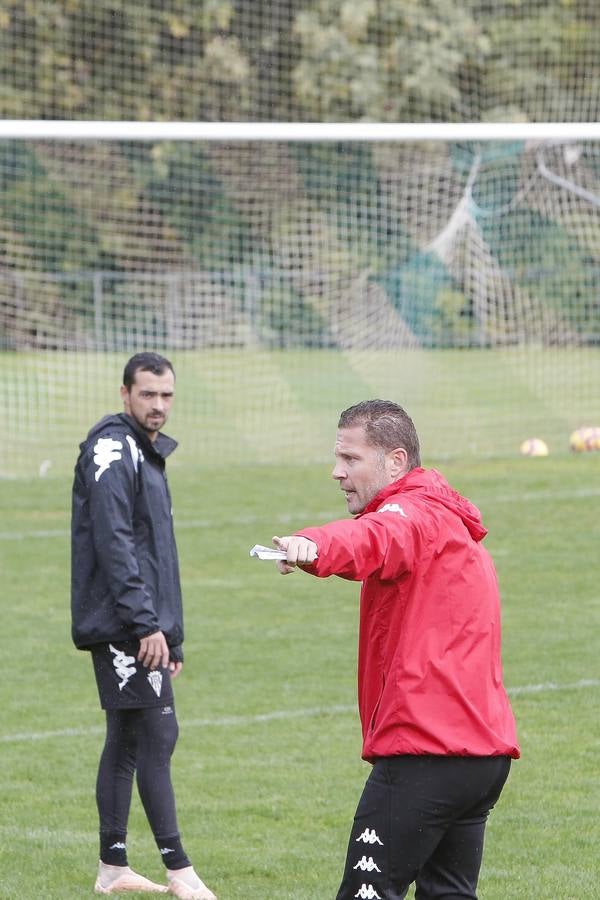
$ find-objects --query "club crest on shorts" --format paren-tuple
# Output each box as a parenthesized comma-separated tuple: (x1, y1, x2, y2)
(147, 670, 163, 697)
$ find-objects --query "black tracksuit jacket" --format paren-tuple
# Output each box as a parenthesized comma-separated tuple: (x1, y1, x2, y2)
(71, 413, 184, 661)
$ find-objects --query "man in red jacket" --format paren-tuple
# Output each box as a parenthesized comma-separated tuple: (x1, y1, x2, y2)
(273, 400, 519, 900)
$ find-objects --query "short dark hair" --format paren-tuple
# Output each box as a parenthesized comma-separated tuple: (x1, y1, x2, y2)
(338, 400, 421, 469)
(122, 352, 175, 390)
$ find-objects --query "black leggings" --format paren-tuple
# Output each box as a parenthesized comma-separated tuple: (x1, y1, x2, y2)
(96, 705, 180, 840)
(336, 755, 511, 900)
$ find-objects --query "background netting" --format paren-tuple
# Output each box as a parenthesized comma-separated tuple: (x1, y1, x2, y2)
(1, 1, 600, 476)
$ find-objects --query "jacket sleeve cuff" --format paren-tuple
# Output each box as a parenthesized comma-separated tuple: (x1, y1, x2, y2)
(134, 626, 160, 640)
(169, 644, 184, 663)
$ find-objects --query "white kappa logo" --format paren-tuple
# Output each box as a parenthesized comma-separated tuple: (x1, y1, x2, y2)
(353, 856, 381, 872)
(378, 502, 408, 517)
(147, 670, 163, 697)
(356, 828, 383, 845)
(126, 435, 144, 472)
(109, 644, 137, 691)
(93, 437, 123, 481)
(354, 885, 381, 899)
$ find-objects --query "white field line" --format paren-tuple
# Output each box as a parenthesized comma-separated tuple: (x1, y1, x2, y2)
(506, 678, 600, 696)
(1, 680, 598, 745)
(4, 484, 600, 542)
(0, 510, 343, 541)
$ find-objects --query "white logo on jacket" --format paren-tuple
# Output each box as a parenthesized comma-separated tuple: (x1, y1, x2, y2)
(93, 438, 123, 481)
(378, 502, 408, 517)
(126, 435, 144, 472)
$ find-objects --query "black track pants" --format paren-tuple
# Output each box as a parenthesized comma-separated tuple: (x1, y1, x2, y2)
(96, 705, 180, 839)
(335, 755, 511, 900)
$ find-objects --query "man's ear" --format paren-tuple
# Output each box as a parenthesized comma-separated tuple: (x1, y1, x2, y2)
(388, 447, 409, 480)
(120, 385, 130, 411)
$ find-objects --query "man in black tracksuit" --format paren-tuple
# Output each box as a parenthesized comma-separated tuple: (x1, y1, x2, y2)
(71, 352, 216, 900)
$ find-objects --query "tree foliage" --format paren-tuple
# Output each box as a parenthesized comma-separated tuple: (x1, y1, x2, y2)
(0, 0, 597, 121)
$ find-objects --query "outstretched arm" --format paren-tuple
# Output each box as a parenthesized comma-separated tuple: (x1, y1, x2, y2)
(274, 511, 414, 582)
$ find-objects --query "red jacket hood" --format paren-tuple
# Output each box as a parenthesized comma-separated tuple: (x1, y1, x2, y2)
(361, 467, 488, 543)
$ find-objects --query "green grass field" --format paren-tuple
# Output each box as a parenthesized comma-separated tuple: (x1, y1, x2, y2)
(1, 454, 599, 898)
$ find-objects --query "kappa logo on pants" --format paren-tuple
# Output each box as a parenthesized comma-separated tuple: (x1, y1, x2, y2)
(353, 856, 381, 873)
(356, 828, 383, 845)
(354, 885, 381, 899)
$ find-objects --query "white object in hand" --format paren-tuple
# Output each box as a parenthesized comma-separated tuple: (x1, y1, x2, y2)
(249, 544, 288, 560)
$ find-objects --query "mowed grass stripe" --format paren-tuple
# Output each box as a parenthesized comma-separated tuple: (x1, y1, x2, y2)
(5, 347, 600, 477)
(4, 477, 600, 541)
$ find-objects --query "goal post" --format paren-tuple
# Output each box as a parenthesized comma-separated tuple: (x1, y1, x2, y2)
(1, 122, 600, 477)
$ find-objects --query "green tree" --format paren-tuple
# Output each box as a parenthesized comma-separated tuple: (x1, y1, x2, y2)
(291, 0, 489, 120)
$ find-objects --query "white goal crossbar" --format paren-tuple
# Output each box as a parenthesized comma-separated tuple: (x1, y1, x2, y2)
(2, 120, 600, 142)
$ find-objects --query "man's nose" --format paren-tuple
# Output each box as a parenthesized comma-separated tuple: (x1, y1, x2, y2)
(332, 462, 345, 480)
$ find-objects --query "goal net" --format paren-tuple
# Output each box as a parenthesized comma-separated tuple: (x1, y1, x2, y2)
(2, 130, 600, 477)
(1, 0, 600, 477)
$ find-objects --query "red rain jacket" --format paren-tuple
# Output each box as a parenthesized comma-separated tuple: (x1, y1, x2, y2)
(297, 467, 520, 762)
